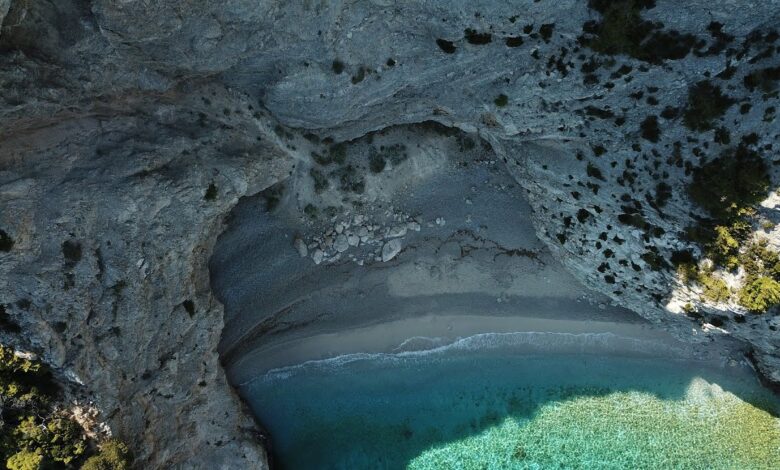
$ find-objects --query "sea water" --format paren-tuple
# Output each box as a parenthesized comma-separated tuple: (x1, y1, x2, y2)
(239, 333, 780, 469)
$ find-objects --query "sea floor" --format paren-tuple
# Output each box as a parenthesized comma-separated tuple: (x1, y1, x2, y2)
(242, 333, 780, 470)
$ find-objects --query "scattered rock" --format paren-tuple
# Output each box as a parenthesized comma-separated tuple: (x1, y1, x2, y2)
(381, 239, 403, 262)
(294, 238, 308, 257)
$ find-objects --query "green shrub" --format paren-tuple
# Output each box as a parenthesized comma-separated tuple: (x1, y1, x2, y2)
(688, 146, 769, 221)
(369, 153, 386, 173)
(0, 345, 54, 409)
(1, 345, 131, 468)
(740, 239, 780, 279)
(12, 415, 86, 465)
(303, 204, 318, 219)
(309, 168, 329, 193)
(738, 276, 780, 313)
(581, 0, 697, 64)
(6, 449, 42, 470)
(640, 115, 660, 142)
(494, 94, 508, 107)
(683, 81, 734, 131)
(707, 226, 740, 270)
(0, 229, 13, 252)
(743, 66, 780, 93)
(681, 302, 698, 316)
(261, 184, 285, 212)
(676, 262, 699, 284)
(330, 143, 348, 164)
(81, 440, 131, 470)
(204, 183, 218, 201)
(699, 272, 730, 303)
(586, 163, 605, 181)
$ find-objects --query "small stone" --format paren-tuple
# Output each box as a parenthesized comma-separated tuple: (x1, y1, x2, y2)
(381, 238, 402, 262)
(312, 249, 324, 265)
(407, 221, 421, 232)
(388, 226, 407, 238)
(334, 234, 349, 252)
(294, 238, 308, 257)
(348, 234, 360, 246)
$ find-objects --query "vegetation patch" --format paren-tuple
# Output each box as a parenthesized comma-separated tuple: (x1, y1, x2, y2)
(640, 115, 660, 142)
(539, 24, 555, 43)
(494, 94, 509, 107)
(580, 0, 698, 64)
(261, 183, 285, 212)
(683, 81, 734, 132)
(310, 168, 329, 193)
(744, 66, 780, 93)
(505, 36, 524, 47)
(700, 271, 730, 303)
(436, 39, 457, 54)
(335, 165, 365, 194)
(351, 67, 367, 85)
(0, 229, 13, 252)
(688, 145, 769, 220)
(684, 142, 779, 313)
(61, 240, 82, 265)
(0, 345, 132, 468)
(586, 163, 605, 181)
(464, 29, 492, 45)
(204, 183, 218, 201)
(739, 276, 780, 313)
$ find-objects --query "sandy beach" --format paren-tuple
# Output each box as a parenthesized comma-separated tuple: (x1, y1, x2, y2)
(228, 313, 711, 385)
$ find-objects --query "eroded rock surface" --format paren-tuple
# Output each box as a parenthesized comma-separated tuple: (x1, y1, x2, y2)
(1, 0, 780, 467)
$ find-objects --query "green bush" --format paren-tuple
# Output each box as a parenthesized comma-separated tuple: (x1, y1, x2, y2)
(0, 345, 53, 410)
(309, 168, 329, 193)
(6, 449, 42, 470)
(738, 276, 780, 313)
(707, 226, 740, 270)
(740, 239, 780, 279)
(688, 146, 769, 221)
(0, 229, 13, 252)
(1, 345, 132, 468)
(81, 440, 131, 470)
(676, 262, 699, 284)
(699, 272, 730, 303)
(683, 81, 734, 131)
(12, 415, 86, 465)
(204, 183, 218, 201)
(581, 0, 697, 64)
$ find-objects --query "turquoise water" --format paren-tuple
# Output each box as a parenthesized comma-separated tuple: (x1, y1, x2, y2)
(240, 334, 780, 469)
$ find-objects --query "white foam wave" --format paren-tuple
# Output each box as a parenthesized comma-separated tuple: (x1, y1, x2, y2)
(243, 331, 688, 386)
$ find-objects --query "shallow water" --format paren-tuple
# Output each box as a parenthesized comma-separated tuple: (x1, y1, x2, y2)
(241, 333, 780, 469)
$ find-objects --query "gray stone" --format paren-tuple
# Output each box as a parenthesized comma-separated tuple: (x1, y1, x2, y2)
(381, 239, 403, 262)
(334, 234, 349, 253)
(294, 238, 308, 257)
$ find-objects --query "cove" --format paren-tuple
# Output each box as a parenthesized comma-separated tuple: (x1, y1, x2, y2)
(240, 332, 780, 470)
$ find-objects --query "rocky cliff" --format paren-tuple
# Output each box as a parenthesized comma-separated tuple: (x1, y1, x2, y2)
(1, 1, 779, 468)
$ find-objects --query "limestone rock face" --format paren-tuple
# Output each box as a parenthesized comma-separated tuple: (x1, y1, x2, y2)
(1, 0, 780, 468)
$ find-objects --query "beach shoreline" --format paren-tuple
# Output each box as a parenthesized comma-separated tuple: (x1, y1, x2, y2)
(228, 312, 719, 385)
